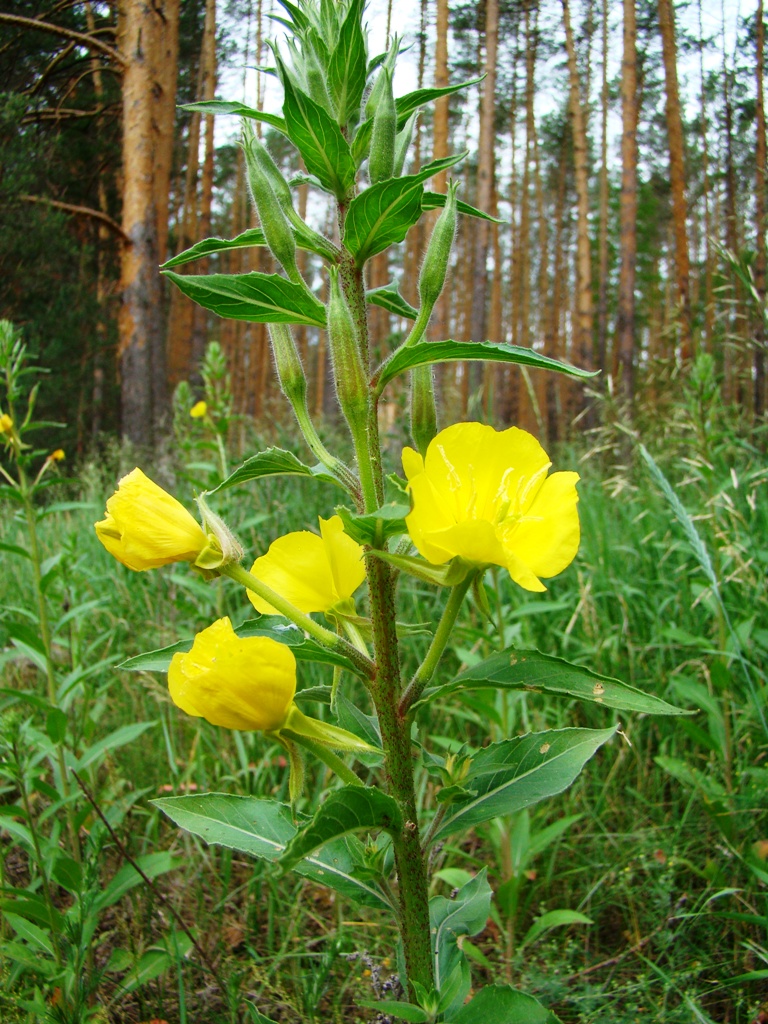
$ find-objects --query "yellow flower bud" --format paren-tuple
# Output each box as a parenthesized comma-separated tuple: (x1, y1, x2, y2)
(0, 413, 12, 434)
(94, 468, 227, 572)
(50, 449, 65, 462)
(190, 401, 207, 418)
(403, 423, 580, 592)
(168, 617, 296, 732)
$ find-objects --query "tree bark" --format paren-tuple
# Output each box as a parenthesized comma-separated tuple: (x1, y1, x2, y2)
(615, 0, 639, 401)
(657, 0, 692, 361)
(561, 0, 594, 375)
(430, 0, 450, 344)
(596, 0, 610, 373)
(118, 0, 179, 446)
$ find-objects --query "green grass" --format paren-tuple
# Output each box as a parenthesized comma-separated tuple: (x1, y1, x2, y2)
(1, 401, 767, 1023)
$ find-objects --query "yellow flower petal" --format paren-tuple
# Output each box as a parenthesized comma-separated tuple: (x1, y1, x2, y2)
(403, 422, 580, 590)
(190, 400, 207, 418)
(168, 617, 296, 731)
(94, 468, 209, 571)
(247, 515, 365, 616)
(0, 413, 12, 434)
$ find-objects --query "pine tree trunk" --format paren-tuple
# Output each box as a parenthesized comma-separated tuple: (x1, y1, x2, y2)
(596, 0, 610, 373)
(697, 0, 714, 346)
(118, 0, 180, 446)
(561, 0, 593, 376)
(430, 0, 450, 344)
(657, 0, 692, 360)
(615, 0, 638, 401)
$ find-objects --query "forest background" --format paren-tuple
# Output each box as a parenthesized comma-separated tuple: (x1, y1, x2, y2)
(1, 0, 768, 1022)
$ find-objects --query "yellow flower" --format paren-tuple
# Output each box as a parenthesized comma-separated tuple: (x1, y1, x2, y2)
(50, 449, 65, 462)
(0, 413, 12, 434)
(402, 422, 580, 592)
(95, 467, 216, 571)
(247, 514, 365, 615)
(168, 617, 296, 731)
(190, 400, 207, 418)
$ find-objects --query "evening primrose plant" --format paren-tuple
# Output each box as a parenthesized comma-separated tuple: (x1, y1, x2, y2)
(96, 3, 687, 1019)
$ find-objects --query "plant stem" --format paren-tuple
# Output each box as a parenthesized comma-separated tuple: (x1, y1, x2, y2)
(286, 733, 363, 787)
(222, 563, 375, 681)
(400, 574, 474, 715)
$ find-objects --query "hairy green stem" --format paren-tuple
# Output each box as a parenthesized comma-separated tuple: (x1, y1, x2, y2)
(400, 574, 474, 716)
(222, 563, 375, 680)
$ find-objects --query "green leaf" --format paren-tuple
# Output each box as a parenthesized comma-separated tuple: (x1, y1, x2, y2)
(343, 153, 465, 265)
(3, 913, 55, 957)
(431, 869, 492, 997)
(448, 985, 561, 1024)
(395, 76, 484, 127)
(280, 785, 402, 871)
(0, 541, 31, 560)
(74, 721, 157, 771)
(162, 229, 267, 268)
(154, 794, 391, 909)
(422, 190, 504, 224)
(335, 502, 409, 546)
(117, 932, 194, 994)
(433, 727, 618, 842)
(120, 618, 358, 675)
(357, 1001, 430, 1023)
(94, 852, 181, 912)
(280, 68, 356, 198)
(181, 99, 288, 136)
(328, 0, 367, 124)
(163, 271, 326, 327)
(377, 339, 597, 390)
(418, 648, 689, 716)
(518, 909, 592, 951)
(366, 282, 418, 320)
(208, 446, 344, 494)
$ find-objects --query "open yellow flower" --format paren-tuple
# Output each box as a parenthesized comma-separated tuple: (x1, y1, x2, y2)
(0, 413, 12, 434)
(95, 467, 218, 571)
(247, 514, 365, 615)
(402, 422, 580, 592)
(168, 617, 295, 731)
(190, 400, 207, 419)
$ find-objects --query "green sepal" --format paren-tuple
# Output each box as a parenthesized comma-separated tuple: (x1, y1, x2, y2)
(281, 705, 380, 754)
(335, 502, 409, 547)
(274, 734, 305, 808)
(366, 549, 456, 587)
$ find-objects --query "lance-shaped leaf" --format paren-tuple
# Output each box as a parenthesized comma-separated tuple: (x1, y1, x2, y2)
(162, 229, 267, 269)
(207, 446, 345, 494)
(120, 617, 358, 675)
(431, 869, 492, 1000)
(449, 985, 561, 1024)
(181, 99, 288, 137)
(164, 271, 327, 327)
(422, 191, 504, 224)
(366, 282, 418, 320)
(395, 76, 484, 127)
(433, 726, 618, 842)
(154, 794, 391, 910)
(280, 785, 401, 872)
(280, 67, 356, 199)
(328, 0, 367, 124)
(417, 649, 690, 716)
(335, 502, 409, 547)
(343, 153, 465, 266)
(376, 339, 597, 390)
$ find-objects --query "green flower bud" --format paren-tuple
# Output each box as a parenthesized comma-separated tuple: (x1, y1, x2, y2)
(304, 38, 334, 113)
(243, 126, 300, 283)
(410, 363, 437, 456)
(418, 179, 459, 313)
(365, 35, 399, 120)
(268, 323, 308, 407)
(393, 111, 417, 177)
(328, 267, 368, 431)
(368, 67, 396, 184)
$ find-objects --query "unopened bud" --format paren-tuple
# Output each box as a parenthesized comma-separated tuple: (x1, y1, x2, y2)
(393, 111, 417, 177)
(365, 36, 399, 120)
(304, 40, 333, 114)
(328, 268, 368, 430)
(268, 323, 308, 407)
(243, 126, 300, 283)
(195, 492, 244, 571)
(419, 180, 459, 313)
(368, 67, 396, 184)
(410, 364, 437, 456)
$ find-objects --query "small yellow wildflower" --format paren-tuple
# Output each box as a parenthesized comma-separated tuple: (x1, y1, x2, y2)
(50, 449, 65, 462)
(0, 413, 12, 434)
(168, 617, 296, 731)
(190, 400, 207, 418)
(247, 514, 365, 615)
(402, 422, 580, 593)
(94, 468, 215, 571)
